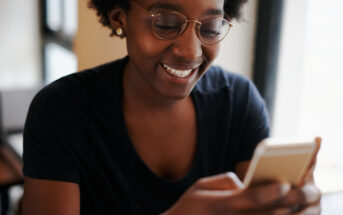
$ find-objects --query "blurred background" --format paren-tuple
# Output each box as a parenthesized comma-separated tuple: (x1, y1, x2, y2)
(0, 0, 342, 214)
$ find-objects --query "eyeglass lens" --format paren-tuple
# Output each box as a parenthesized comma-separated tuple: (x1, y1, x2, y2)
(152, 13, 230, 44)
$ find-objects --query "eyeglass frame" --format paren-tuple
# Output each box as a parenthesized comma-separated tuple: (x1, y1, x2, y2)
(131, 0, 234, 45)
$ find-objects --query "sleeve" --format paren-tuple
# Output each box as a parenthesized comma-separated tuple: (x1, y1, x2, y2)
(22, 86, 80, 183)
(235, 79, 270, 162)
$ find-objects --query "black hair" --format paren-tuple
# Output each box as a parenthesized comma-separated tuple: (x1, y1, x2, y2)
(88, 0, 248, 36)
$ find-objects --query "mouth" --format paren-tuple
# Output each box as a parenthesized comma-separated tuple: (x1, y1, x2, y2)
(161, 63, 200, 78)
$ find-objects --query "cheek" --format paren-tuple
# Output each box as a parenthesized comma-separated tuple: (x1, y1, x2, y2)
(127, 36, 152, 56)
(125, 21, 169, 59)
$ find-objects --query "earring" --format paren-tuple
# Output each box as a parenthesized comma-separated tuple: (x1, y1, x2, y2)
(116, 28, 123, 36)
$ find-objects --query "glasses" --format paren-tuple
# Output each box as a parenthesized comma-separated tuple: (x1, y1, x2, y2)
(132, 0, 233, 45)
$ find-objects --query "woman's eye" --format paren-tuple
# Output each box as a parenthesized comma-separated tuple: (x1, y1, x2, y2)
(201, 29, 221, 37)
(154, 24, 179, 31)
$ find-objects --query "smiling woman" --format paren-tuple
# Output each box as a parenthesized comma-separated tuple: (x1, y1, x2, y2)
(21, 0, 321, 214)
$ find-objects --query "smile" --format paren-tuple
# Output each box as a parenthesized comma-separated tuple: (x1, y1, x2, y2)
(161, 63, 194, 78)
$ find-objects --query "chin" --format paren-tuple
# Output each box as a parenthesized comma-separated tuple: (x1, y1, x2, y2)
(157, 87, 193, 101)
(167, 94, 189, 100)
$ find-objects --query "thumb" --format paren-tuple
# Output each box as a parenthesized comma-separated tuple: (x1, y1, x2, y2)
(194, 172, 244, 191)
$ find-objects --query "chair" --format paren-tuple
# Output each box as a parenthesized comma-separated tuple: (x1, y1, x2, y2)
(0, 88, 39, 215)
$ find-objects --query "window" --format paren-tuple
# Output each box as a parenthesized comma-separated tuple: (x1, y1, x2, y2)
(273, 0, 343, 213)
(0, 0, 41, 89)
(42, 0, 78, 83)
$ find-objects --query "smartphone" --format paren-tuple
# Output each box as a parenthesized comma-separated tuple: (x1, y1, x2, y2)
(243, 137, 319, 187)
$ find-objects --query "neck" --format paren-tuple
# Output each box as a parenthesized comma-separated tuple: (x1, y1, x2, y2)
(122, 61, 190, 113)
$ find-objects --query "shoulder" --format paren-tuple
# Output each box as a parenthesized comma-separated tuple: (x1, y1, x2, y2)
(194, 65, 259, 98)
(193, 65, 266, 117)
(31, 57, 128, 108)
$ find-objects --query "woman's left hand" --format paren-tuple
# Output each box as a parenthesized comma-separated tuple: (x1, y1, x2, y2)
(277, 137, 322, 214)
(279, 182, 321, 214)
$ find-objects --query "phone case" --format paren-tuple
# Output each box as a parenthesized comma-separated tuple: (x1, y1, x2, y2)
(243, 138, 318, 186)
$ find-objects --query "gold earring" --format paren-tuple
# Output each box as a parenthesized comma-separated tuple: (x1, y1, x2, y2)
(116, 28, 123, 36)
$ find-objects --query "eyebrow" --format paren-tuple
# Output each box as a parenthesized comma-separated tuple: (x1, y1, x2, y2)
(148, 2, 183, 12)
(148, 3, 224, 16)
(206, 9, 224, 16)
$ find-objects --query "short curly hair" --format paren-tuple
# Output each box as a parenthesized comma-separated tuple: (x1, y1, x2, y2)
(88, 0, 248, 36)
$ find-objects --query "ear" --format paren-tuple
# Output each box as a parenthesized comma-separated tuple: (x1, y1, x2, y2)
(108, 6, 128, 38)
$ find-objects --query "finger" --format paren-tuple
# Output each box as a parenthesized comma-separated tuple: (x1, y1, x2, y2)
(308, 137, 321, 170)
(233, 205, 321, 215)
(301, 137, 322, 185)
(294, 204, 321, 215)
(194, 172, 244, 191)
(217, 182, 291, 211)
(235, 207, 293, 215)
(279, 183, 321, 207)
(314, 137, 322, 156)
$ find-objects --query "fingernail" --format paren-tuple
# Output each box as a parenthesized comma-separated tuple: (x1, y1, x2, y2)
(280, 183, 291, 195)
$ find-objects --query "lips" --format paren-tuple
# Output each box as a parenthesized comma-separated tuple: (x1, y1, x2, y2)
(161, 64, 192, 78)
(161, 63, 201, 78)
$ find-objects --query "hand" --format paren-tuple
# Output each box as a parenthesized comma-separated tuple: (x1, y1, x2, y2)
(164, 138, 322, 215)
(162, 172, 292, 215)
(278, 137, 322, 214)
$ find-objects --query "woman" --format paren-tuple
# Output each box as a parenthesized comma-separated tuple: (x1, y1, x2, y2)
(22, 0, 321, 214)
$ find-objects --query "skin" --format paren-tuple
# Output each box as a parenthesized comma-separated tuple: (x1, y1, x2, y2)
(22, 0, 322, 214)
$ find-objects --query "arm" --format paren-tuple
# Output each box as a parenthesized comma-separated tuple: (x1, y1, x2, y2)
(23, 88, 81, 215)
(23, 177, 80, 215)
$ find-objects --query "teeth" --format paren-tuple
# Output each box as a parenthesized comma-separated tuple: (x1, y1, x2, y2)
(162, 64, 193, 78)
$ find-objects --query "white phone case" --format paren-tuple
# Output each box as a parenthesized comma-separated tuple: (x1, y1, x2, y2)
(243, 138, 318, 187)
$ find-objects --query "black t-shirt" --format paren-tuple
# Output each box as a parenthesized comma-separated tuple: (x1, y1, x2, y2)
(23, 56, 269, 214)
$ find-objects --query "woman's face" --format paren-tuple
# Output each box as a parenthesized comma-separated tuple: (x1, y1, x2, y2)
(124, 0, 224, 100)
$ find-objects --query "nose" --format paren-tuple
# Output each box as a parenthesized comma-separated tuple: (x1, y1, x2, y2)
(172, 22, 203, 60)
